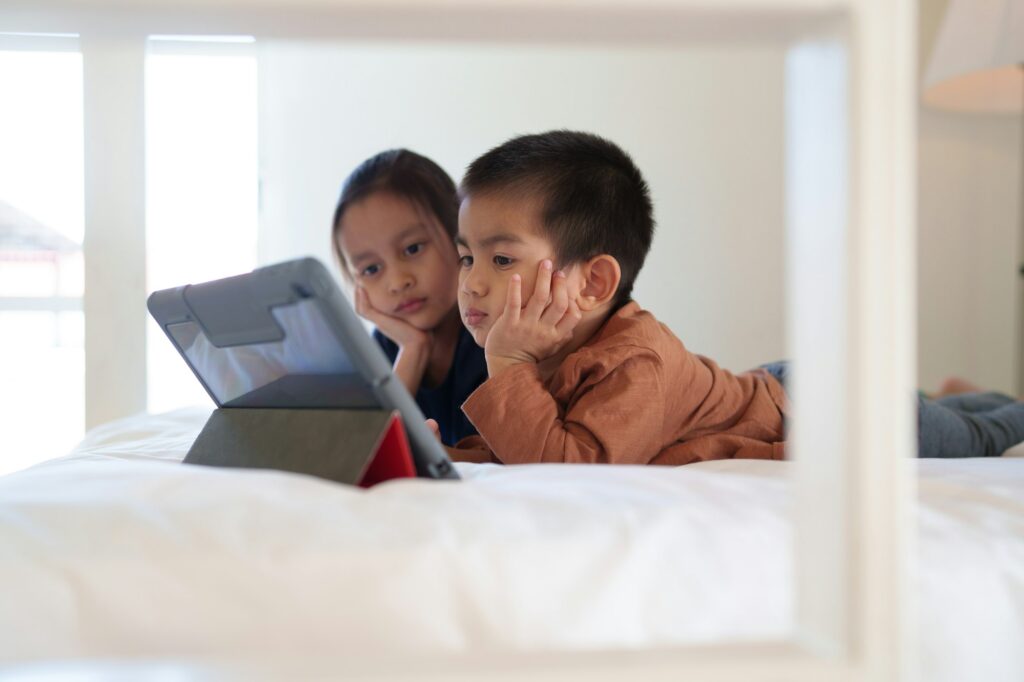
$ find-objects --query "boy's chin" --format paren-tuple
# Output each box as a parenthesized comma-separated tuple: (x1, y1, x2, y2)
(468, 327, 488, 348)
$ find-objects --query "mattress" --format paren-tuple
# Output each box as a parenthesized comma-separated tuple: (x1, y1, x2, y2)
(1, 408, 1021, 682)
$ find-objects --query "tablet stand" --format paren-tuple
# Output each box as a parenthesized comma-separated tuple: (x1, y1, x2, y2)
(184, 408, 417, 487)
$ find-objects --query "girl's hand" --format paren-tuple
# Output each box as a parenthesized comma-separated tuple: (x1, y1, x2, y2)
(426, 419, 441, 441)
(355, 287, 431, 395)
(484, 260, 581, 376)
(354, 287, 430, 352)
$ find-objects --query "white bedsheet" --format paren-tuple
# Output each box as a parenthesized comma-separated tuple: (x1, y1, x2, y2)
(1, 408, 1022, 681)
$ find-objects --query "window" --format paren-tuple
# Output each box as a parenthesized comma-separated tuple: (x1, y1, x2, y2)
(0, 36, 84, 474)
(145, 36, 258, 413)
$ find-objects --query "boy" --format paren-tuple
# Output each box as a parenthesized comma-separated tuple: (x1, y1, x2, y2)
(447, 130, 787, 465)
(442, 129, 1024, 464)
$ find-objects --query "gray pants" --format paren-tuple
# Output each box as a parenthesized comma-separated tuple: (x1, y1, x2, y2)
(759, 361, 1023, 458)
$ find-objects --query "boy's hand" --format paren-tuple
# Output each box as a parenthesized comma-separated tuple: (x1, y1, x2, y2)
(355, 287, 430, 353)
(484, 260, 581, 376)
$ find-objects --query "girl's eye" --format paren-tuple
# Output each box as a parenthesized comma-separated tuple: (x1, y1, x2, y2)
(360, 264, 380, 277)
(404, 242, 424, 256)
(458, 255, 473, 268)
(493, 255, 514, 267)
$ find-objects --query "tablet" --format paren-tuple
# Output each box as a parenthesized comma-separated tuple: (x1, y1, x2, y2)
(147, 257, 458, 480)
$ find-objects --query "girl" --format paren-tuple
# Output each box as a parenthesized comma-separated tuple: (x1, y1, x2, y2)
(331, 149, 488, 446)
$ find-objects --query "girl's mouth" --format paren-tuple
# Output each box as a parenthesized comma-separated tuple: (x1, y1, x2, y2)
(395, 298, 426, 315)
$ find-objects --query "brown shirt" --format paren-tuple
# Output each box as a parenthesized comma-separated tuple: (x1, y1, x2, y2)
(453, 302, 788, 465)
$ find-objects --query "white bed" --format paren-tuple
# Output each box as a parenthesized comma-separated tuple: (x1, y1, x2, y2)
(1, 408, 1022, 681)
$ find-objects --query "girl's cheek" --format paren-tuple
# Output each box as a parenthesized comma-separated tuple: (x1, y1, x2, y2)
(361, 283, 388, 310)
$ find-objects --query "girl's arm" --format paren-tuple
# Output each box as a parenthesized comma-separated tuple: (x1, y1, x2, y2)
(391, 339, 430, 396)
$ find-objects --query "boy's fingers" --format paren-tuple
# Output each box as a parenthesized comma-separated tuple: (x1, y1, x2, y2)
(504, 274, 523, 322)
(425, 419, 441, 442)
(540, 270, 570, 326)
(554, 298, 582, 339)
(525, 260, 553, 320)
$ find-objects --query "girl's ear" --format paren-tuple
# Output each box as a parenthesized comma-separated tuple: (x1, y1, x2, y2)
(577, 254, 622, 311)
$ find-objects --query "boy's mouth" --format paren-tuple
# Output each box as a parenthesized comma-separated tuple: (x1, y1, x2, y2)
(463, 308, 488, 327)
(394, 298, 426, 315)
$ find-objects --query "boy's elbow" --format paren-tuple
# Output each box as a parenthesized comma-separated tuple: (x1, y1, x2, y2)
(539, 428, 610, 464)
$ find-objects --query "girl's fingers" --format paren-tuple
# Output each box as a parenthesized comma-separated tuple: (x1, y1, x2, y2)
(356, 288, 383, 323)
(504, 274, 523, 323)
(354, 287, 369, 316)
(540, 270, 570, 326)
(525, 260, 553, 320)
(356, 288, 391, 329)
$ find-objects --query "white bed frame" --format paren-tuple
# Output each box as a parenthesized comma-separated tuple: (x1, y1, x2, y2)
(0, 1, 916, 680)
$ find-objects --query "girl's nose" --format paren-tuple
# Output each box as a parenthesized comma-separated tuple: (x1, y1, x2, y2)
(388, 271, 414, 294)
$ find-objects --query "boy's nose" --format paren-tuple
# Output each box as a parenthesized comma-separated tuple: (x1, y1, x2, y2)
(460, 271, 485, 297)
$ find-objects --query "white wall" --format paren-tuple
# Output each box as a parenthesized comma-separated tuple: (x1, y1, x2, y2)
(917, 0, 1023, 396)
(258, 41, 786, 373)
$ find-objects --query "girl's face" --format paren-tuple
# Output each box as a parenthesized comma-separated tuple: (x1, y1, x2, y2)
(337, 191, 459, 331)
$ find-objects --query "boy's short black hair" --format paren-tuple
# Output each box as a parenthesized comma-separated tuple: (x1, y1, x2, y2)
(460, 130, 655, 305)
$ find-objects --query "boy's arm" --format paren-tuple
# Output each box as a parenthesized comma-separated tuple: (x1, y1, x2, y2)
(423, 418, 498, 463)
(448, 436, 499, 463)
(460, 350, 667, 464)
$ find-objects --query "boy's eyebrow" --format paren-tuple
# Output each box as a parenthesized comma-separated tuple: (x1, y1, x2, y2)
(455, 232, 525, 249)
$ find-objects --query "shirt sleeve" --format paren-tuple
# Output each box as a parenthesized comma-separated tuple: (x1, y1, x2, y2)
(449, 435, 500, 463)
(459, 351, 667, 464)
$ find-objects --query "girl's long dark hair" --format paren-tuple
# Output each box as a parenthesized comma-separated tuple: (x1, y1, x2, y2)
(331, 149, 459, 274)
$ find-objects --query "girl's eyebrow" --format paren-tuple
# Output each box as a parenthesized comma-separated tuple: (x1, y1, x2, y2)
(391, 224, 428, 245)
(349, 250, 377, 266)
(351, 224, 429, 265)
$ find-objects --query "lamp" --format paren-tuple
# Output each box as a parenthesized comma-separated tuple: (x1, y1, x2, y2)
(923, 0, 1024, 391)
(923, 0, 1024, 113)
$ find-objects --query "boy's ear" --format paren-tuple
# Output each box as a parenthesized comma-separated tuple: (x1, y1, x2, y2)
(576, 254, 622, 311)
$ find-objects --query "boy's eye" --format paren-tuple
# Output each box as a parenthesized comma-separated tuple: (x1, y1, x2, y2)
(404, 242, 424, 257)
(458, 255, 473, 268)
(493, 255, 514, 267)
(360, 264, 380, 277)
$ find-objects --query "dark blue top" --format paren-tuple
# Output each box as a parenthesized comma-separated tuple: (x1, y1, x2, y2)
(373, 326, 488, 446)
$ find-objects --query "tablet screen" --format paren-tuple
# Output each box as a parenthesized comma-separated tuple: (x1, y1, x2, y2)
(167, 298, 379, 409)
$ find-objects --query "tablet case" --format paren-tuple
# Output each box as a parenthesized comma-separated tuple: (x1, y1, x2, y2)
(184, 408, 417, 487)
(148, 257, 459, 483)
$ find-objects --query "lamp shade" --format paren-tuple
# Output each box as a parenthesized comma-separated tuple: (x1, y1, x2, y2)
(923, 0, 1024, 112)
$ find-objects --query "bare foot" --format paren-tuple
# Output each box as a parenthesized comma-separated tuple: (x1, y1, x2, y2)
(934, 376, 983, 398)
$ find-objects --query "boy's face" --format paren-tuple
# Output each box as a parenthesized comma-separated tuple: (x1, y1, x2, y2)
(456, 192, 583, 347)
